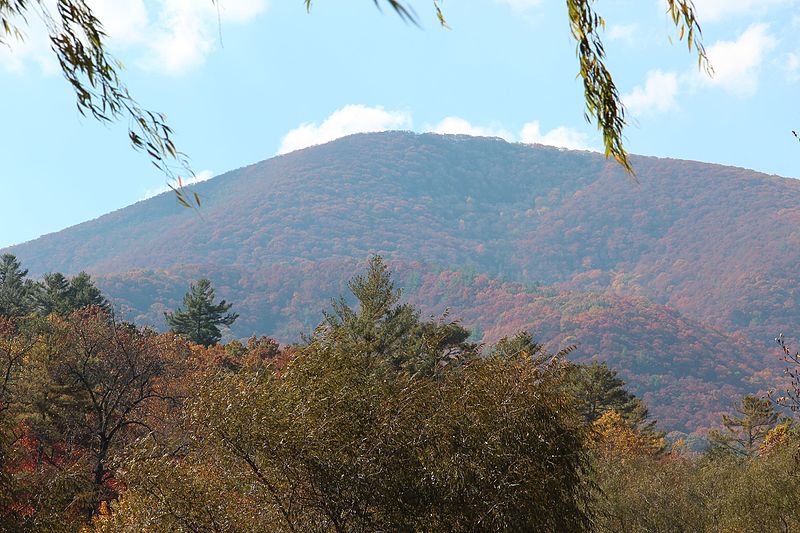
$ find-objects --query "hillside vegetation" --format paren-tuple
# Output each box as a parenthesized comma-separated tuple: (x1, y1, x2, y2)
(4, 131, 795, 431)
(2, 258, 799, 531)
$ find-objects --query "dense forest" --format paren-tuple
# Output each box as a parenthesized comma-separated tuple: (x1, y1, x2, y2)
(92, 259, 771, 434)
(7, 132, 800, 345)
(3, 132, 793, 434)
(1, 255, 799, 531)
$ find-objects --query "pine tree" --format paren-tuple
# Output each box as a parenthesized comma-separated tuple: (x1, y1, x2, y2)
(34, 271, 109, 317)
(566, 361, 644, 425)
(165, 279, 238, 347)
(708, 394, 781, 458)
(34, 273, 72, 317)
(565, 361, 664, 451)
(320, 256, 475, 375)
(0, 254, 34, 317)
(68, 272, 110, 311)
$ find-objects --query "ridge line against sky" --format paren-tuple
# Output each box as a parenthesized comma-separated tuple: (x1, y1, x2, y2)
(1, 0, 799, 248)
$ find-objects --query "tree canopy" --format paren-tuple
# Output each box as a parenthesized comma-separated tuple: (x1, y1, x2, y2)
(0, 255, 109, 319)
(0, 256, 799, 530)
(708, 395, 783, 458)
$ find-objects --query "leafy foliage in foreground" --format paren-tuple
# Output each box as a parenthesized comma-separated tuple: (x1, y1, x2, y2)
(2, 257, 800, 531)
(101, 337, 591, 531)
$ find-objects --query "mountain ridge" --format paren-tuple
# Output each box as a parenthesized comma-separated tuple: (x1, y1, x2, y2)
(5, 131, 797, 431)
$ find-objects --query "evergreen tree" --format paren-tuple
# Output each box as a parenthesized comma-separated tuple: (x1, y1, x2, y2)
(68, 272, 110, 311)
(0, 254, 34, 317)
(566, 361, 646, 425)
(34, 271, 109, 317)
(34, 273, 72, 317)
(321, 256, 476, 375)
(708, 394, 782, 458)
(492, 331, 544, 361)
(165, 279, 238, 347)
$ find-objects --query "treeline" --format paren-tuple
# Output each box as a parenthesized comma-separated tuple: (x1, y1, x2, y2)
(0, 254, 108, 318)
(0, 255, 799, 531)
(98, 258, 770, 433)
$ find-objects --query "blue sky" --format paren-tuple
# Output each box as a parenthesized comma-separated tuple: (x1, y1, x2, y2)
(1, 0, 798, 248)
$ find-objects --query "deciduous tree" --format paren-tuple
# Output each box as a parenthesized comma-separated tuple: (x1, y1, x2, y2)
(8, 308, 180, 521)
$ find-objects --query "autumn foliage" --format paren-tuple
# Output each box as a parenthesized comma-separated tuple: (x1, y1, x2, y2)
(1, 258, 800, 531)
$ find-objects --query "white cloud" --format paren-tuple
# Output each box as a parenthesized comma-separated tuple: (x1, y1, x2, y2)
(697, 24, 777, 96)
(277, 105, 413, 154)
(519, 121, 591, 150)
(89, 0, 150, 44)
(620, 24, 777, 114)
(431, 117, 514, 140)
(130, 0, 269, 75)
(141, 169, 214, 200)
(278, 108, 594, 154)
(146, 0, 217, 74)
(430, 116, 591, 149)
(431, 116, 591, 150)
(687, 0, 793, 22)
(623, 70, 679, 116)
(0, 0, 268, 75)
(607, 24, 638, 44)
(0, 1, 59, 74)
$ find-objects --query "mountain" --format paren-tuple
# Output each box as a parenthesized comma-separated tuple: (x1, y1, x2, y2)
(5, 131, 797, 431)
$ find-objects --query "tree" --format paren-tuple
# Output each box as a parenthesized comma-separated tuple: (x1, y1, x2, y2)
(0, 315, 41, 529)
(564, 361, 665, 458)
(67, 272, 109, 311)
(5, 308, 181, 524)
(0, 254, 35, 317)
(33, 271, 109, 317)
(34, 273, 71, 317)
(708, 394, 782, 458)
(1, 0, 707, 199)
(320, 255, 476, 375)
(95, 263, 592, 532)
(165, 279, 238, 347)
(566, 361, 648, 426)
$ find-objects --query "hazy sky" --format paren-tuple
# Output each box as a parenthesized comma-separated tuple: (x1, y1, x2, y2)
(1, 0, 798, 248)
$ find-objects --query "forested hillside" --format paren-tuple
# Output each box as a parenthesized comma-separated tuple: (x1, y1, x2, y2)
(92, 259, 766, 432)
(7, 132, 798, 338)
(4, 131, 796, 431)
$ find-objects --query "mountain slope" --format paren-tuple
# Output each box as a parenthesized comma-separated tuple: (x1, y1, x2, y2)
(8, 132, 799, 341)
(5, 131, 797, 431)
